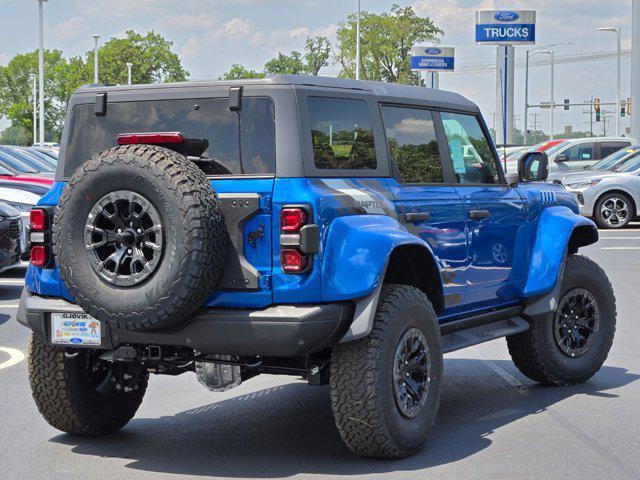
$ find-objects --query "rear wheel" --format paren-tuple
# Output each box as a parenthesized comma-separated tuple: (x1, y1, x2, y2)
(330, 284, 443, 458)
(507, 255, 616, 386)
(594, 192, 633, 229)
(28, 335, 147, 435)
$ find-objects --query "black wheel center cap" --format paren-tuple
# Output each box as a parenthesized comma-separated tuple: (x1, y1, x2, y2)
(117, 230, 136, 247)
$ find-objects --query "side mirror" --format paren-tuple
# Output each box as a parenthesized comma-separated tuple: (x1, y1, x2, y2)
(518, 152, 549, 182)
(555, 154, 568, 163)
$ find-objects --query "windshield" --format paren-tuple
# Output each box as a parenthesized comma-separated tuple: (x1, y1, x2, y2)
(19, 148, 57, 168)
(63, 97, 276, 178)
(545, 141, 571, 156)
(615, 154, 640, 173)
(1, 147, 53, 172)
(591, 148, 640, 171)
(0, 150, 37, 173)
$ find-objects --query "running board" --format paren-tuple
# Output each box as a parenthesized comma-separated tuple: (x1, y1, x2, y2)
(441, 317, 530, 354)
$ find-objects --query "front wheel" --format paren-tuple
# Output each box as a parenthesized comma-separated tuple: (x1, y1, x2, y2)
(330, 285, 443, 459)
(507, 255, 616, 386)
(594, 192, 633, 229)
(28, 335, 148, 435)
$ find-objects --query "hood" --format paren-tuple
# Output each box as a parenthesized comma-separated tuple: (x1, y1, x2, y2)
(555, 170, 605, 184)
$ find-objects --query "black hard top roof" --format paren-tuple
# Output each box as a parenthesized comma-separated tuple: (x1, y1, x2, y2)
(75, 75, 479, 113)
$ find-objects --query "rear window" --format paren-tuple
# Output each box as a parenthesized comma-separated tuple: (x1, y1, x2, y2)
(307, 97, 377, 170)
(63, 97, 275, 177)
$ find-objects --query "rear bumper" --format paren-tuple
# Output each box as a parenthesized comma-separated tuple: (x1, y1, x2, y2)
(17, 289, 355, 357)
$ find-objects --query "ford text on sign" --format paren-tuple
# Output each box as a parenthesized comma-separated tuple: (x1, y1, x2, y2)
(475, 10, 536, 45)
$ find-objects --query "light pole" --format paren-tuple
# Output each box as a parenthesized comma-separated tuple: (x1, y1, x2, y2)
(632, 0, 640, 140)
(524, 43, 571, 143)
(598, 27, 621, 137)
(356, 0, 361, 80)
(37, 0, 47, 148)
(29, 73, 37, 146)
(92, 34, 100, 83)
(126, 62, 133, 85)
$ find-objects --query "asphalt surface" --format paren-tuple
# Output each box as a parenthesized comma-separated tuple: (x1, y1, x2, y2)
(1, 230, 640, 480)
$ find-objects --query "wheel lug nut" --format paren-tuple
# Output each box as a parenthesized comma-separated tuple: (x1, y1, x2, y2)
(127, 249, 132, 254)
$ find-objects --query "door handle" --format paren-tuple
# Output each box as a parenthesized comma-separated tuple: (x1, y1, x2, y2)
(469, 210, 490, 220)
(405, 212, 430, 223)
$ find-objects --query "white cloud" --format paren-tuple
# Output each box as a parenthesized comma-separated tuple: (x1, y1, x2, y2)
(221, 18, 254, 37)
(48, 16, 88, 41)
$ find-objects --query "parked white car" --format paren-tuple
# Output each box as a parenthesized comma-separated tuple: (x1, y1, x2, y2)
(546, 137, 637, 180)
(564, 153, 640, 228)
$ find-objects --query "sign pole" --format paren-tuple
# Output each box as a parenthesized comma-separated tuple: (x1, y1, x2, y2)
(429, 72, 440, 89)
(496, 45, 515, 146)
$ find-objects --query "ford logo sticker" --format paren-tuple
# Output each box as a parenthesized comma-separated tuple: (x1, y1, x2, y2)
(494, 11, 520, 22)
(425, 48, 441, 55)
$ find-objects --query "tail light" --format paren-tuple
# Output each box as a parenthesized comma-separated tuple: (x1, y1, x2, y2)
(117, 132, 184, 145)
(29, 207, 52, 267)
(279, 206, 318, 274)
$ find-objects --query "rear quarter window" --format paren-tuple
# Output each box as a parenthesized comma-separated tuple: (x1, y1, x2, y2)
(307, 97, 377, 170)
(62, 97, 275, 178)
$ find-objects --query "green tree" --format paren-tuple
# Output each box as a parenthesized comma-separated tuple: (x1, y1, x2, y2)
(264, 35, 331, 75)
(0, 124, 32, 146)
(0, 49, 72, 140)
(86, 31, 189, 85)
(219, 64, 266, 80)
(335, 4, 442, 84)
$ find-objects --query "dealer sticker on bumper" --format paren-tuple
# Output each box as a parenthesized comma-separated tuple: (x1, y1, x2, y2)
(51, 313, 101, 346)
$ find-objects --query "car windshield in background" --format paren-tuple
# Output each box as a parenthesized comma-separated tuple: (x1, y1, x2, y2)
(544, 141, 570, 156)
(591, 148, 640, 171)
(0, 147, 53, 172)
(63, 97, 276, 177)
(0, 150, 37, 174)
(20, 148, 57, 168)
(615, 154, 640, 173)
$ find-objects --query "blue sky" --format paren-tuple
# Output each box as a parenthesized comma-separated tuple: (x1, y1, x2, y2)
(0, 0, 636, 136)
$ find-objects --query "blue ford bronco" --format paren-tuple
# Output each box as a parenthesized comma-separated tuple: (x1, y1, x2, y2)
(18, 76, 616, 459)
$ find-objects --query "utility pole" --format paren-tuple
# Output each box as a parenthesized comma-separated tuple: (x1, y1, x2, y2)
(29, 73, 37, 146)
(92, 34, 100, 83)
(126, 62, 133, 85)
(355, 0, 361, 80)
(37, 0, 47, 147)
(632, 0, 640, 139)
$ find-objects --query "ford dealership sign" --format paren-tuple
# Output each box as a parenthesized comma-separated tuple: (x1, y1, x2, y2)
(476, 10, 536, 44)
(410, 46, 455, 72)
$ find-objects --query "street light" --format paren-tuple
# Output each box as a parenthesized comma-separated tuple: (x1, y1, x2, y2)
(126, 62, 133, 85)
(92, 34, 100, 83)
(598, 27, 622, 137)
(37, 0, 47, 148)
(632, 0, 640, 140)
(524, 43, 571, 144)
(356, 0, 361, 80)
(29, 74, 37, 146)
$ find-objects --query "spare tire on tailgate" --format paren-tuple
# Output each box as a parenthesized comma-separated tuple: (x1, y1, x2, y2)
(53, 145, 227, 331)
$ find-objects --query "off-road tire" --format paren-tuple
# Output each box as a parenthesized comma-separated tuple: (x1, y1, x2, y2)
(53, 145, 227, 331)
(330, 284, 443, 459)
(507, 255, 616, 386)
(593, 192, 634, 229)
(28, 334, 148, 435)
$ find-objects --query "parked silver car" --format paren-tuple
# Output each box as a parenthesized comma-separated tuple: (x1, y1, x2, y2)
(554, 146, 640, 185)
(565, 153, 640, 228)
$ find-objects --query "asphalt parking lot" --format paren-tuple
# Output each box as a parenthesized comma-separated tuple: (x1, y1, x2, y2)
(1, 229, 640, 480)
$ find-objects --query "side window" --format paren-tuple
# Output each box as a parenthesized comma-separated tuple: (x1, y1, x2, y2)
(307, 97, 377, 170)
(600, 142, 631, 158)
(564, 143, 595, 161)
(441, 112, 499, 184)
(380, 106, 443, 183)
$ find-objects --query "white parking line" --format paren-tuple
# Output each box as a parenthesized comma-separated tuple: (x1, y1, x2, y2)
(0, 279, 24, 285)
(0, 347, 25, 370)
(599, 237, 640, 240)
(0, 304, 19, 308)
(601, 247, 640, 250)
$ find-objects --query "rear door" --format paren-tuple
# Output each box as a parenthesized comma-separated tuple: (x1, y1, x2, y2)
(440, 111, 529, 312)
(381, 105, 468, 317)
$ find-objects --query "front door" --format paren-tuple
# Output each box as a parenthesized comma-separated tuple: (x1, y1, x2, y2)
(380, 105, 468, 317)
(440, 111, 529, 312)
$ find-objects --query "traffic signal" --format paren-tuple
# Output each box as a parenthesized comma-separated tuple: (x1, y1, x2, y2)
(622, 103, 626, 117)
(564, 99, 570, 111)
(628, 97, 632, 116)
(595, 98, 601, 122)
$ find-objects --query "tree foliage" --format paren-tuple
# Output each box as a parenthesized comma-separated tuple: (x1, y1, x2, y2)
(335, 4, 442, 84)
(0, 124, 32, 146)
(219, 64, 266, 80)
(0, 31, 188, 142)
